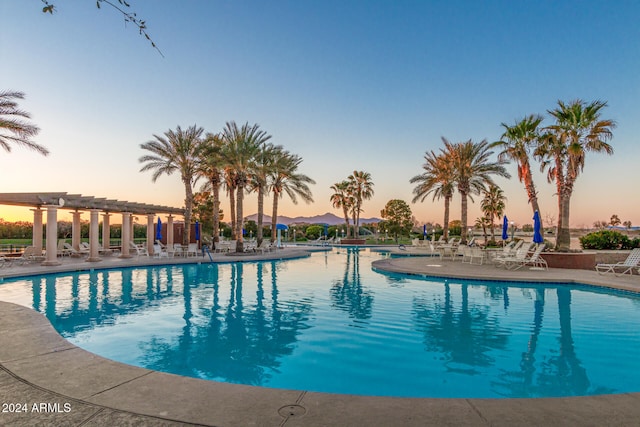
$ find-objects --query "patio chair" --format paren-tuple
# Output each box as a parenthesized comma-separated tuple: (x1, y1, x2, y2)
(255, 240, 273, 254)
(596, 248, 640, 276)
(185, 243, 199, 257)
(129, 241, 149, 257)
(508, 243, 548, 270)
(12, 246, 45, 265)
(494, 242, 534, 268)
(468, 247, 486, 265)
(57, 240, 73, 257)
(153, 244, 168, 258)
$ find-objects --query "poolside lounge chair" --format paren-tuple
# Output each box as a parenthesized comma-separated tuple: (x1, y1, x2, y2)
(255, 240, 273, 254)
(185, 243, 199, 257)
(57, 240, 73, 257)
(153, 244, 168, 258)
(494, 242, 535, 268)
(11, 246, 46, 265)
(507, 243, 548, 270)
(595, 248, 640, 276)
(129, 241, 149, 257)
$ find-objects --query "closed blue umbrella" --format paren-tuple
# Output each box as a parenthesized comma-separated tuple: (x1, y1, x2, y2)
(502, 215, 509, 241)
(533, 211, 544, 244)
(195, 221, 200, 241)
(423, 224, 427, 239)
(156, 217, 163, 241)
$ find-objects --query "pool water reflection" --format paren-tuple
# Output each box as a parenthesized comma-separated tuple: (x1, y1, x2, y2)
(1, 248, 639, 398)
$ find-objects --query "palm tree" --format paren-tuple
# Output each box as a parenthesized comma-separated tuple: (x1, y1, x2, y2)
(539, 99, 615, 251)
(221, 121, 271, 253)
(0, 91, 48, 155)
(474, 216, 491, 246)
(269, 149, 315, 243)
(139, 125, 204, 245)
(347, 171, 374, 238)
(249, 143, 280, 247)
(480, 184, 507, 243)
(492, 114, 543, 215)
(410, 150, 456, 240)
(198, 132, 225, 247)
(330, 181, 353, 238)
(445, 138, 510, 244)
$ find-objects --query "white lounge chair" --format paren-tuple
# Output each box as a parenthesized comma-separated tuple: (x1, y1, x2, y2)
(596, 248, 640, 276)
(153, 244, 168, 258)
(185, 243, 199, 257)
(254, 240, 273, 254)
(129, 241, 149, 257)
(508, 244, 548, 270)
(57, 240, 72, 257)
(12, 246, 45, 265)
(494, 242, 535, 268)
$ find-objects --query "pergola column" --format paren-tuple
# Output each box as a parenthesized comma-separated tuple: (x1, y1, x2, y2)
(146, 213, 155, 255)
(129, 215, 135, 244)
(72, 211, 82, 251)
(102, 213, 111, 252)
(86, 209, 101, 262)
(32, 208, 43, 255)
(119, 212, 132, 258)
(167, 215, 174, 248)
(42, 205, 60, 266)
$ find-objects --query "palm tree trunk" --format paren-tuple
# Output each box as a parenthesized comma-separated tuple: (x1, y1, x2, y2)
(490, 217, 496, 242)
(460, 191, 468, 244)
(183, 179, 193, 246)
(443, 195, 451, 240)
(257, 185, 264, 247)
(212, 182, 220, 247)
(342, 207, 350, 239)
(557, 189, 572, 251)
(271, 191, 279, 243)
(235, 185, 244, 253)
(229, 186, 236, 240)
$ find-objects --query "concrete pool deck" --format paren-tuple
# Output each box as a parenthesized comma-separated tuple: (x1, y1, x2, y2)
(1, 247, 640, 426)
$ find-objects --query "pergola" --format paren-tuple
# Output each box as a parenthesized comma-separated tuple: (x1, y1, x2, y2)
(0, 192, 185, 265)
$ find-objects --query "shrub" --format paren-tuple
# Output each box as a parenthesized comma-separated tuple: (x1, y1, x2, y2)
(305, 225, 323, 240)
(579, 230, 630, 250)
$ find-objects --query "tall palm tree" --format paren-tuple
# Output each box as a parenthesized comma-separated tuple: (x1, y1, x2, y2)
(347, 171, 374, 238)
(221, 121, 271, 253)
(198, 132, 226, 247)
(539, 99, 615, 250)
(330, 181, 353, 238)
(269, 149, 315, 243)
(0, 91, 48, 155)
(249, 143, 280, 247)
(445, 138, 510, 244)
(409, 150, 456, 240)
(139, 125, 204, 245)
(492, 114, 543, 215)
(480, 184, 507, 243)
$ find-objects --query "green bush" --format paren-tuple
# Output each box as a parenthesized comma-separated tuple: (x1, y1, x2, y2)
(579, 230, 631, 250)
(305, 225, 323, 240)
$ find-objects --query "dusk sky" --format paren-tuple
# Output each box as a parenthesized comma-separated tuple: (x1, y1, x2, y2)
(1, 0, 638, 228)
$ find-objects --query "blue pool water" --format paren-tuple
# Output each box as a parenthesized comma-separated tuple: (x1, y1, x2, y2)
(1, 248, 639, 398)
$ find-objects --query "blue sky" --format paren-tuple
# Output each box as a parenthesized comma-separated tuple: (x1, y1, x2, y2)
(1, 0, 639, 228)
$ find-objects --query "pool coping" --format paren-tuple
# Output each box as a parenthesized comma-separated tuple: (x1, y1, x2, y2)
(2, 249, 640, 425)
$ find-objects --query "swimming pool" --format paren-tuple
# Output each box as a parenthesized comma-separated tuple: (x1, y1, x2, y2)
(1, 248, 639, 398)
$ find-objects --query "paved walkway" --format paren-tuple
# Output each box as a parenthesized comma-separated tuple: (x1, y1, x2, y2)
(1, 247, 640, 426)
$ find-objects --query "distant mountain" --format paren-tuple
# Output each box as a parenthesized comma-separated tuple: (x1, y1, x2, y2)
(245, 212, 381, 225)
